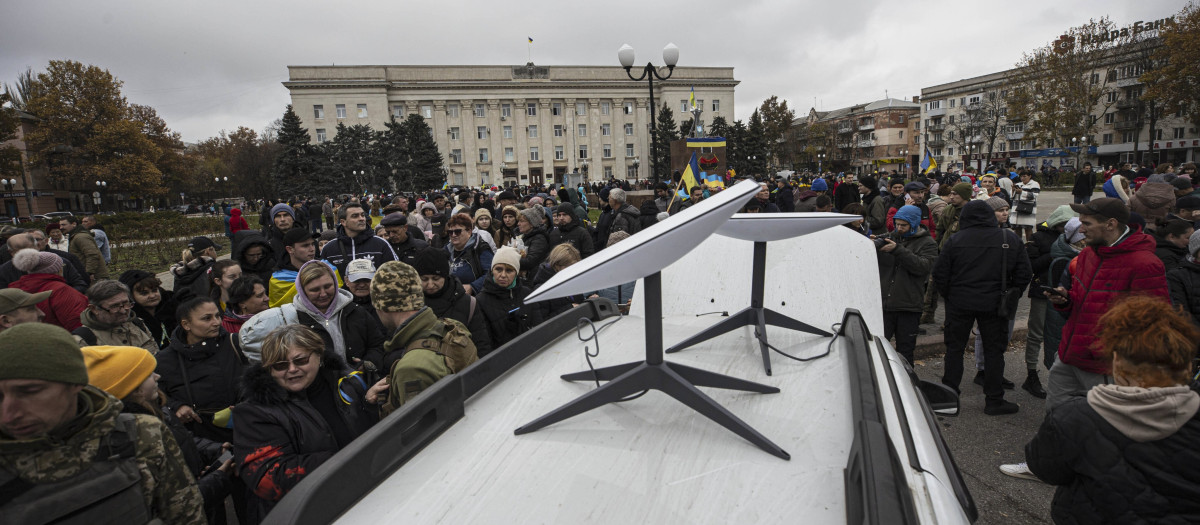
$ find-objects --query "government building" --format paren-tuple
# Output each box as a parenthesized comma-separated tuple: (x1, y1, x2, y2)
(283, 64, 739, 187)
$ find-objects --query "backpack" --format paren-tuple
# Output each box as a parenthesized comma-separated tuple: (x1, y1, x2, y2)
(0, 413, 155, 525)
(382, 318, 478, 415)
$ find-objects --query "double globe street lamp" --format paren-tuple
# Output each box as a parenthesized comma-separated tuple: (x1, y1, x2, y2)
(618, 43, 679, 186)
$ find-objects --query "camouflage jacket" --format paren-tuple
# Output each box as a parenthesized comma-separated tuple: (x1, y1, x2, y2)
(0, 386, 205, 524)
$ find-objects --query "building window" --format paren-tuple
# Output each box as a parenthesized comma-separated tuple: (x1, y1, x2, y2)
(601, 102, 611, 115)
(576, 102, 587, 116)
(527, 103, 537, 116)
(479, 171, 488, 182)
(477, 126, 489, 139)
(949, 99, 956, 108)
(578, 145, 588, 159)
(478, 148, 489, 163)
(948, 115, 955, 124)
(578, 123, 587, 137)
(604, 166, 613, 178)
(503, 126, 513, 139)
(680, 100, 689, 112)
(448, 104, 460, 118)
(1104, 113, 1115, 124)
(528, 125, 538, 138)
(450, 149, 463, 163)
(914, 135, 920, 144)
(449, 127, 460, 140)
(947, 147, 955, 155)
(315, 128, 326, 143)
(552, 102, 563, 116)
(603, 144, 613, 158)
(1122, 131, 1135, 143)
(504, 147, 514, 162)
(899, 131, 904, 139)
(554, 125, 564, 137)
(555, 145, 564, 160)
(501, 104, 512, 118)
(1107, 92, 1119, 103)
(947, 131, 955, 140)
(625, 143, 635, 157)
(392, 105, 403, 118)
(927, 100, 941, 110)
(1174, 127, 1186, 139)
(624, 102, 634, 115)
(1102, 134, 1113, 145)
(529, 147, 540, 161)
(313, 105, 324, 119)
(712, 99, 720, 112)
(421, 105, 432, 118)
(601, 123, 611, 136)
(472, 104, 484, 118)
(1154, 129, 1163, 140)
(336, 104, 347, 119)
(624, 123, 634, 136)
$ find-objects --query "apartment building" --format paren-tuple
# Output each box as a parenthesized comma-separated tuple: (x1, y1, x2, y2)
(793, 98, 921, 175)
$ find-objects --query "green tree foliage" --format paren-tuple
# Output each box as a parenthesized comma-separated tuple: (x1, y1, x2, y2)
(652, 102, 678, 182)
(22, 60, 168, 196)
(744, 109, 769, 177)
(708, 116, 729, 140)
(324, 123, 381, 193)
(271, 104, 317, 195)
(1144, 3, 1200, 129)
(758, 96, 796, 168)
(727, 119, 746, 175)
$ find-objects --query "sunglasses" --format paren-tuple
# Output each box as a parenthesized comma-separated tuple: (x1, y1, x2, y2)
(447, 228, 466, 236)
(269, 352, 315, 372)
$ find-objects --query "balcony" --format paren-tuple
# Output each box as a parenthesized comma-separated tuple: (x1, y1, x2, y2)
(837, 127, 854, 135)
(858, 139, 876, 148)
(965, 102, 982, 112)
(1115, 77, 1143, 88)
(926, 107, 946, 117)
(1116, 99, 1140, 110)
(858, 123, 875, 131)
(926, 123, 945, 132)
(927, 139, 945, 147)
(1005, 131, 1025, 140)
(1114, 120, 1141, 131)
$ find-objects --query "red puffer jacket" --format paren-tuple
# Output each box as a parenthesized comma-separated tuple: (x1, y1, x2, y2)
(1055, 230, 1169, 374)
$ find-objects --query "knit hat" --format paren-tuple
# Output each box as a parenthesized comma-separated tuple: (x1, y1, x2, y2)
(0, 288, 50, 315)
(492, 246, 521, 273)
(370, 261, 424, 312)
(380, 212, 408, 227)
(411, 247, 450, 278)
(554, 203, 576, 220)
(318, 229, 338, 242)
(1189, 229, 1200, 258)
(892, 205, 922, 237)
(1045, 205, 1077, 230)
(859, 176, 877, 191)
(528, 196, 544, 207)
(497, 191, 518, 202)
(188, 236, 222, 252)
(1064, 217, 1085, 244)
(952, 182, 973, 201)
(501, 205, 519, 218)
(474, 208, 492, 221)
(0, 323, 88, 385)
(12, 248, 63, 275)
(811, 178, 828, 192)
(82, 346, 156, 399)
(985, 196, 1009, 211)
(346, 258, 376, 283)
(1147, 174, 1167, 184)
(270, 203, 296, 221)
(1171, 177, 1193, 191)
(283, 228, 311, 247)
(519, 205, 545, 228)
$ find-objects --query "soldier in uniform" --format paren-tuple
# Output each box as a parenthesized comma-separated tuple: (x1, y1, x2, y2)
(0, 323, 205, 524)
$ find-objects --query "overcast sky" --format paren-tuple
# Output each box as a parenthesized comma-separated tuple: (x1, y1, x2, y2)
(1, 0, 1184, 143)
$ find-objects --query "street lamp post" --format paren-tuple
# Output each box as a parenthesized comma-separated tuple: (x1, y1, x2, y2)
(618, 43, 679, 186)
(1071, 136, 1088, 172)
(898, 149, 908, 176)
(94, 180, 107, 213)
(817, 153, 825, 174)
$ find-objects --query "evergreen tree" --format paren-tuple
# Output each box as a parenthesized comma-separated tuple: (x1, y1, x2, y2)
(376, 117, 407, 192)
(745, 110, 769, 178)
(709, 116, 730, 139)
(652, 102, 678, 183)
(325, 123, 381, 193)
(272, 105, 317, 195)
(678, 118, 694, 139)
(728, 120, 747, 175)
(399, 114, 445, 192)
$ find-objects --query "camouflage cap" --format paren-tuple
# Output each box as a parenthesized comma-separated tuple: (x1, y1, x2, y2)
(371, 261, 424, 312)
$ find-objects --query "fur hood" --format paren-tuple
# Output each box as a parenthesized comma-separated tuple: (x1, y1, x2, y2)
(242, 352, 352, 406)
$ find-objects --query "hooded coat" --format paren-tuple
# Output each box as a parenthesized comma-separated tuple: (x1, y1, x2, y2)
(424, 274, 493, 357)
(476, 274, 544, 350)
(1025, 384, 1200, 524)
(233, 353, 378, 524)
(793, 190, 820, 212)
(229, 208, 249, 234)
(548, 218, 595, 259)
(1053, 228, 1168, 374)
(609, 203, 642, 236)
(1043, 234, 1082, 357)
(932, 200, 1032, 312)
(8, 271, 88, 331)
(292, 269, 386, 370)
(639, 199, 660, 228)
(232, 230, 275, 284)
(1168, 260, 1200, 327)
(1155, 235, 1189, 273)
(319, 225, 398, 280)
(877, 220, 938, 313)
(1129, 182, 1176, 227)
(518, 225, 551, 277)
(132, 287, 178, 350)
(170, 256, 216, 304)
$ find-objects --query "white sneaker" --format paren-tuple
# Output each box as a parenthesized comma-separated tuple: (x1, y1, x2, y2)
(999, 462, 1041, 482)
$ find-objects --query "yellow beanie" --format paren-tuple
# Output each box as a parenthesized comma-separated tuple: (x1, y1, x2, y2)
(82, 346, 157, 399)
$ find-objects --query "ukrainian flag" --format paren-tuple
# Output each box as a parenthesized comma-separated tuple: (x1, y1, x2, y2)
(528, 37, 533, 43)
(441, 180, 449, 190)
(689, 86, 696, 110)
(920, 146, 937, 175)
(680, 152, 700, 195)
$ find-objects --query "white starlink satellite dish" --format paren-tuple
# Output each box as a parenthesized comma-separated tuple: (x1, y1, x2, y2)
(517, 179, 791, 460)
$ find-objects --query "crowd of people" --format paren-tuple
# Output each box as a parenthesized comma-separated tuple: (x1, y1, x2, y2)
(1, 159, 1199, 523)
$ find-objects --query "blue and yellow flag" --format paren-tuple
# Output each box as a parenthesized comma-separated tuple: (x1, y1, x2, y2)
(920, 146, 937, 174)
(528, 37, 533, 43)
(689, 86, 696, 110)
(680, 152, 700, 195)
(441, 180, 449, 190)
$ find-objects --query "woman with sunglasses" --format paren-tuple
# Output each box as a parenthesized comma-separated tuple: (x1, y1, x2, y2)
(156, 296, 247, 444)
(444, 213, 493, 295)
(234, 324, 386, 524)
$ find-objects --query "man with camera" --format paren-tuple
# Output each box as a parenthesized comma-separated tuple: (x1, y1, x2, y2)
(876, 205, 939, 365)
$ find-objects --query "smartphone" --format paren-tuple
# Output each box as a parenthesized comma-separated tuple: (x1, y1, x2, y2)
(1038, 285, 1066, 297)
(208, 450, 233, 473)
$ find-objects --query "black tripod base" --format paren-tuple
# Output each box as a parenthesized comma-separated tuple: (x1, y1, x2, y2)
(665, 306, 831, 375)
(515, 360, 790, 460)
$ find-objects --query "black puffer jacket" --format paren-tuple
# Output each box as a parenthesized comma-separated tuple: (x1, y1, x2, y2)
(549, 220, 595, 258)
(932, 200, 1032, 312)
(518, 225, 550, 278)
(877, 226, 938, 312)
(1155, 235, 1188, 274)
(1026, 389, 1200, 524)
(1025, 223, 1059, 298)
(155, 326, 246, 443)
(423, 275, 493, 357)
(233, 353, 378, 524)
(232, 230, 276, 284)
(476, 274, 544, 350)
(1168, 260, 1200, 327)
